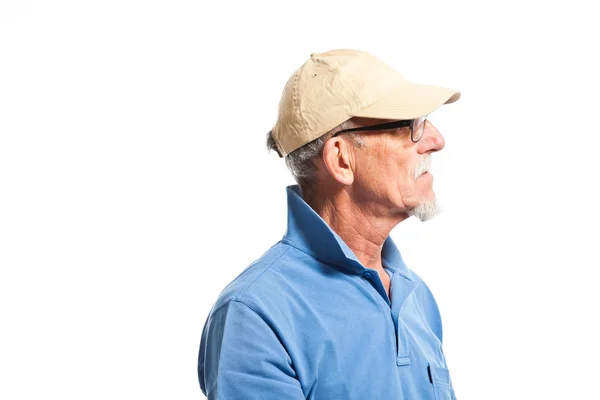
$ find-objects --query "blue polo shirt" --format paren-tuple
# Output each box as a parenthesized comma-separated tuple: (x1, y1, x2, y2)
(198, 185, 456, 399)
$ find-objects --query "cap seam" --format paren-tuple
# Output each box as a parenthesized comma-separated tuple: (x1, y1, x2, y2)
(338, 59, 361, 117)
(286, 70, 301, 156)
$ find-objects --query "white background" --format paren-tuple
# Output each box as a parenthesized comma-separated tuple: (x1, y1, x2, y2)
(1, 0, 599, 399)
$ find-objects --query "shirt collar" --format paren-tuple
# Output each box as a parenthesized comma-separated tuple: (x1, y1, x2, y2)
(282, 185, 411, 278)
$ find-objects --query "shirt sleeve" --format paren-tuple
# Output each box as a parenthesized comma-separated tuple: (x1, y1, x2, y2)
(198, 299, 305, 400)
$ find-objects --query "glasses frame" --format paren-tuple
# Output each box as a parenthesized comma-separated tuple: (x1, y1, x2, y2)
(332, 116, 427, 143)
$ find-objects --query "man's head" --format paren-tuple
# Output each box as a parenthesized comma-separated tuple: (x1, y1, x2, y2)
(267, 49, 459, 222)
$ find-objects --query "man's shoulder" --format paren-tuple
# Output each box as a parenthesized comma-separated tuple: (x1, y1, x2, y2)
(207, 241, 299, 318)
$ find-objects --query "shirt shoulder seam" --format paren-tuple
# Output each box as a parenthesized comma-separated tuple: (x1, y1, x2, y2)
(206, 296, 263, 326)
(206, 245, 290, 320)
(235, 245, 292, 300)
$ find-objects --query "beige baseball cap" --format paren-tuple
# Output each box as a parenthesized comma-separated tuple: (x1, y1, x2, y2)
(270, 49, 460, 157)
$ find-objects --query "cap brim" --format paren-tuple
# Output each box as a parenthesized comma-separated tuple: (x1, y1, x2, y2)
(352, 84, 461, 120)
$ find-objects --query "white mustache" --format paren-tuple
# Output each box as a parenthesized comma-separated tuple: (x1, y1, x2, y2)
(414, 154, 432, 180)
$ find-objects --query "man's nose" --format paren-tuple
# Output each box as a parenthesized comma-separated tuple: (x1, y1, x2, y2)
(418, 121, 445, 153)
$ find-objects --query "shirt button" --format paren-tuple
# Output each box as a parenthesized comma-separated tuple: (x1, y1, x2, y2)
(363, 271, 373, 279)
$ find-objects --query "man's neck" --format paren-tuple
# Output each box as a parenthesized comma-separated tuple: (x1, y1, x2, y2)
(307, 188, 408, 272)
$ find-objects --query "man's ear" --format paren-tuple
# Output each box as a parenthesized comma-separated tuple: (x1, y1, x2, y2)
(321, 136, 355, 186)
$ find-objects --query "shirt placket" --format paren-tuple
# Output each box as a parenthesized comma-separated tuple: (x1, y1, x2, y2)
(389, 272, 418, 366)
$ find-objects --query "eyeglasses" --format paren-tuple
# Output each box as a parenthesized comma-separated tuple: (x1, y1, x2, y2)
(332, 115, 428, 143)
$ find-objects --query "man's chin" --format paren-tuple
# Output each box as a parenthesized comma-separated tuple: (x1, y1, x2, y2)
(408, 198, 443, 222)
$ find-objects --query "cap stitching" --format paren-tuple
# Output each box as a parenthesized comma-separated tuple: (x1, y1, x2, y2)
(337, 60, 361, 117)
(287, 70, 301, 156)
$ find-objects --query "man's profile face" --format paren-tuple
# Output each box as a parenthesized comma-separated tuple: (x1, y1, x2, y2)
(349, 119, 446, 219)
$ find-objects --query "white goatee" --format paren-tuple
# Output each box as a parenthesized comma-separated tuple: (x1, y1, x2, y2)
(409, 154, 443, 222)
(408, 198, 443, 222)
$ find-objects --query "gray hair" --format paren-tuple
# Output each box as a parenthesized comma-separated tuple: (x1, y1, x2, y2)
(266, 120, 366, 196)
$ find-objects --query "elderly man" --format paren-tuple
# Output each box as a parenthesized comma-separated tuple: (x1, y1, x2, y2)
(198, 49, 460, 399)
